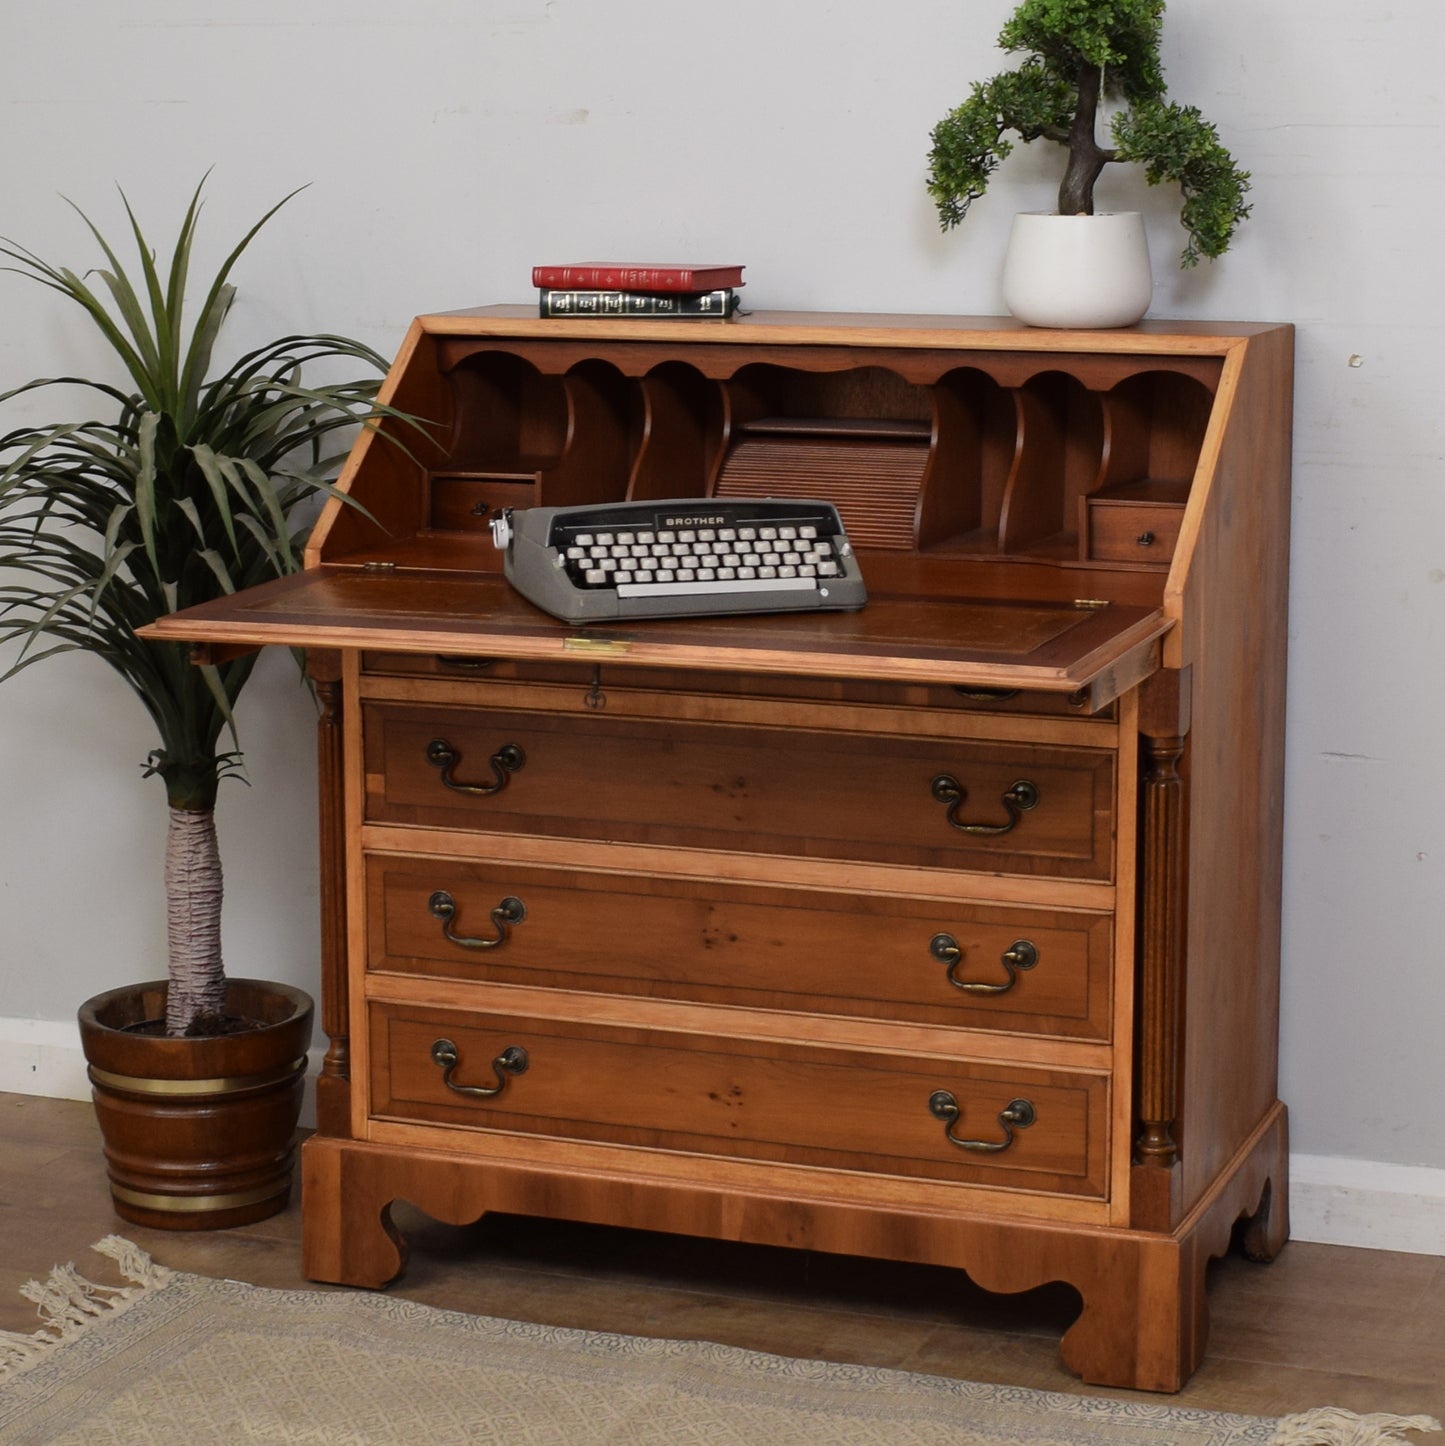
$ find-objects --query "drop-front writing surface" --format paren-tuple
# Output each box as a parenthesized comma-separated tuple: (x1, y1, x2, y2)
(141, 310, 1293, 1391)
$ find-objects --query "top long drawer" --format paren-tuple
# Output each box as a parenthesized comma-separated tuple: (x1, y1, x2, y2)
(363, 704, 1116, 882)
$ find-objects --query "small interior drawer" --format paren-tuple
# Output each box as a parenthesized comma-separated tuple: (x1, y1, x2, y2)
(362, 704, 1117, 882)
(368, 1002, 1110, 1197)
(366, 855, 1115, 1040)
(1081, 480, 1189, 564)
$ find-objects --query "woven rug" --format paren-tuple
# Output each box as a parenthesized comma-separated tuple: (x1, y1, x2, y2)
(0, 1240, 1438, 1446)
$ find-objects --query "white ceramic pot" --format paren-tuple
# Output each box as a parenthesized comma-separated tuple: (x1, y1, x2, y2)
(1002, 211, 1153, 329)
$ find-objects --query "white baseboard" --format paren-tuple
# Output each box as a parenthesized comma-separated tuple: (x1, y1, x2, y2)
(1287, 1152, 1445, 1257)
(0, 1017, 322, 1129)
(2, 1018, 1440, 1257)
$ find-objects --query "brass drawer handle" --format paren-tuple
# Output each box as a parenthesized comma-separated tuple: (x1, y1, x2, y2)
(952, 685, 1020, 703)
(430, 1039, 529, 1098)
(930, 774, 1039, 835)
(426, 738, 526, 796)
(928, 1092, 1036, 1153)
(929, 934, 1038, 994)
(428, 891, 526, 951)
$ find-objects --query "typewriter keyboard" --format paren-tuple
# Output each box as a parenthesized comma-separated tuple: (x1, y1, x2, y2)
(490, 498, 868, 623)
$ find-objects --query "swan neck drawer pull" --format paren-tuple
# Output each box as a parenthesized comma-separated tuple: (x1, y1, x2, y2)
(426, 738, 526, 795)
(928, 1091, 1036, 1153)
(930, 774, 1039, 835)
(929, 934, 1039, 993)
(430, 1039, 529, 1098)
(428, 891, 526, 951)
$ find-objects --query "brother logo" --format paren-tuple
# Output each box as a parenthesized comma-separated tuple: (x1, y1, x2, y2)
(662, 514, 726, 527)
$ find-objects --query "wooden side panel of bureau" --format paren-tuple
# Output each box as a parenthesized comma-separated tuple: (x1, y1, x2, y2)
(140, 311, 1293, 1392)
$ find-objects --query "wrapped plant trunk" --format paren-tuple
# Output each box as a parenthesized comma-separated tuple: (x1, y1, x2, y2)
(163, 807, 226, 1032)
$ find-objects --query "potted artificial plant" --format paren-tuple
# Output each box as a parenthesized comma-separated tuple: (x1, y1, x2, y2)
(0, 181, 393, 1229)
(926, 0, 1251, 327)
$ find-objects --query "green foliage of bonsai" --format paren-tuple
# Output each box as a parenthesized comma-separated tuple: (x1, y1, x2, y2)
(0, 180, 400, 1034)
(927, 0, 1251, 266)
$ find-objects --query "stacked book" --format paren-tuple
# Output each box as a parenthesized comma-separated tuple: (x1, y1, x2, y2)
(533, 263, 745, 319)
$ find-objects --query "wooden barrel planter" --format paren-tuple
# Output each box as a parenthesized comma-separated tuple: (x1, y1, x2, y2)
(78, 978, 313, 1231)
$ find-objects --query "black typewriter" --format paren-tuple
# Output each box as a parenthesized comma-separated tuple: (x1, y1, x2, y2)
(489, 497, 867, 623)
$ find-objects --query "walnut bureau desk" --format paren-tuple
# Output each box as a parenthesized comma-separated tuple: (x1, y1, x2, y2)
(148, 308, 1293, 1392)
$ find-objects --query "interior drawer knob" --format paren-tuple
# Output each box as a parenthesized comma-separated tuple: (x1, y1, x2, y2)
(930, 934, 1039, 994)
(928, 1092, 1036, 1153)
(930, 774, 1039, 835)
(428, 891, 526, 951)
(430, 1039, 529, 1099)
(426, 738, 526, 796)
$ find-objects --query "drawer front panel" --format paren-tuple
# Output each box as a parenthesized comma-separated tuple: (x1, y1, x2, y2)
(368, 857, 1114, 1039)
(369, 1004, 1109, 1197)
(364, 705, 1115, 881)
(1087, 502, 1185, 563)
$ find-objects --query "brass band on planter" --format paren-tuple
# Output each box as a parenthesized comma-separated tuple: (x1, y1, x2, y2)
(110, 1181, 288, 1214)
(86, 1056, 307, 1097)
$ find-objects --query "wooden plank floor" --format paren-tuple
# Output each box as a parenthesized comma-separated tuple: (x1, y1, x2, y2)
(2, 1093, 1441, 1419)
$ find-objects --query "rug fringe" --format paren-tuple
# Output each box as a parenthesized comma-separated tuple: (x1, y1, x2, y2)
(0, 1237, 172, 1383)
(1269, 1407, 1443, 1445)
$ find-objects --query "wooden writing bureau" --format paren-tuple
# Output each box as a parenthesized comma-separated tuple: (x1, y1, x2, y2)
(147, 308, 1293, 1391)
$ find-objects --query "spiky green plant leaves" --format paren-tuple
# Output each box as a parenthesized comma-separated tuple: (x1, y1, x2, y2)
(0, 180, 400, 1031)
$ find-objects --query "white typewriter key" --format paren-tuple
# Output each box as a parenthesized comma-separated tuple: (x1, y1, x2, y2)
(678, 529, 696, 542)
(615, 570, 633, 584)
(596, 532, 614, 546)
(566, 546, 586, 559)
(799, 525, 818, 538)
(718, 528, 737, 540)
(819, 561, 840, 576)
(716, 566, 737, 579)
(655, 568, 675, 583)
(617, 531, 635, 544)
(779, 526, 797, 539)
(737, 527, 757, 540)
(696, 567, 716, 580)
(634, 569, 654, 583)
(657, 530, 675, 543)
(758, 565, 777, 578)
(576, 534, 594, 546)
(637, 531, 656, 544)
(779, 564, 797, 577)
(584, 569, 607, 585)
(759, 526, 777, 539)
(676, 568, 696, 581)
(736, 565, 757, 579)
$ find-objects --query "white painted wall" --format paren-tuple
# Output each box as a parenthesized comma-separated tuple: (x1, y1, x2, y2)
(2, 2, 1443, 1248)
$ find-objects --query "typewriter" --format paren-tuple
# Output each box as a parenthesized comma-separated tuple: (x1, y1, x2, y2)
(489, 497, 867, 623)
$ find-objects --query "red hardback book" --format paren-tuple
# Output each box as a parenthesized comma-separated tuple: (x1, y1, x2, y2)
(530, 263, 744, 292)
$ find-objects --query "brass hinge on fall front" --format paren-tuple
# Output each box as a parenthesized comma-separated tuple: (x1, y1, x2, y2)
(563, 636, 632, 657)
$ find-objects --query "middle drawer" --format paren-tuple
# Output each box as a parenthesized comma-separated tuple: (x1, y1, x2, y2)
(366, 856, 1115, 1040)
(363, 704, 1116, 881)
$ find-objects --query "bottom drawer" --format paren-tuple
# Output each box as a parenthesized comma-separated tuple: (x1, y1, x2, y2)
(368, 1003, 1109, 1198)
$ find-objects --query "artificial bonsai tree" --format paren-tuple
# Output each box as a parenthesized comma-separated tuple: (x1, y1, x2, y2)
(926, 0, 1251, 267)
(0, 180, 395, 1036)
